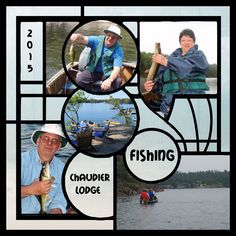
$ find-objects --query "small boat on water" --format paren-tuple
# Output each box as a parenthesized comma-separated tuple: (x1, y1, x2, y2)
(46, 61, 136, 95)
(140, 198, 158, 205)
(103, 120, 121, 126)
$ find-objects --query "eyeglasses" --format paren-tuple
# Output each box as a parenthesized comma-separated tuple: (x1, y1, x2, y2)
(106, 33, 118, 40)
(40, 135, 61, 147)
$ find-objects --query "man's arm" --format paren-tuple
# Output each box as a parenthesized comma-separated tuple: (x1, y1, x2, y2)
(101, 66, 121, 91)
(70, 33, 88, 45)
(21, 185, 33, 198)
(108, 66, 121, 82)
(21, 179, 51, 198)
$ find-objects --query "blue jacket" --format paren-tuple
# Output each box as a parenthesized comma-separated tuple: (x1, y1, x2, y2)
(154, 45, 209, 94)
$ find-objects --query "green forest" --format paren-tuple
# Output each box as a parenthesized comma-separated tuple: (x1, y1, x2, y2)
(140, 51, 217, 77)
(117, 156, 229, 196)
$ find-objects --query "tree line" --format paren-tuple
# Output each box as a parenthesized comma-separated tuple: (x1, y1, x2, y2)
(140, 51, 217, 78)
(117, 156, 229, 196)
(160, 170, 229, 189)
(68, 91, 132, 104)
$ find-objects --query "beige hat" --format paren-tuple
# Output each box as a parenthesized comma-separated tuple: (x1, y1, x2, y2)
(104, 24, 122, 39)
(31, 124, 67, 148)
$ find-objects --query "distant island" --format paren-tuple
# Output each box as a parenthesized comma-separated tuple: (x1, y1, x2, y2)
(117, 156, 229, 196)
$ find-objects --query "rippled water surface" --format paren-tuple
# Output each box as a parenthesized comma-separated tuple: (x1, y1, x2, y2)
(117, 188, 230, 230)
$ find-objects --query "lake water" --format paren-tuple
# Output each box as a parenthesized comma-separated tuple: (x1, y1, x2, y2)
(117, 188, 230, 230)
(206, 78, 217, 94)
(46, 22, 79, 80)
(64, 102, 137, 127)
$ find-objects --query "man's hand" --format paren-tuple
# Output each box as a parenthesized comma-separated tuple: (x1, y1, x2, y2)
(101, 78, 112, 91)
(144, 80, 154, 92)
(21, 179, 51, 198)
(32, 179, 51, 195)
(152, 54, 168, 66)
(70, 33, 88, 45)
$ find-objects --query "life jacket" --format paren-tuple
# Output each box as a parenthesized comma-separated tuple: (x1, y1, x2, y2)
(162, 54, 209, 94)
(140, 192, 150, 200)
(87, 35, 119, 78)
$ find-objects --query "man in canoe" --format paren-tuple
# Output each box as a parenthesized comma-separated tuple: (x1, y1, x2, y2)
(21, 124, 68, 214)
(70, 24, 124, 92)
(144, 28, 209, 118)
(148, 189, 157, 201)
(140, 189, 150, 204)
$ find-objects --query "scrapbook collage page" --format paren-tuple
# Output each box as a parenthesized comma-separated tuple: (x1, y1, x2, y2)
(5, 3, 230, 231)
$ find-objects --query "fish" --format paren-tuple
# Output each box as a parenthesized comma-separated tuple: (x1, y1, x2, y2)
(69, 43, 75, 66)
(142, 42, 162, 105)
(146, 42, 161, 81)
(39, 162, 55, 215)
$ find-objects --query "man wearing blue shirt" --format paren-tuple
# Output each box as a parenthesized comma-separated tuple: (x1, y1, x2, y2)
(70, 24, 124, 92)
(21, 124, 68, 214)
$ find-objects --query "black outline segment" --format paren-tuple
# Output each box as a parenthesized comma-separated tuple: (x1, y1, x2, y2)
(124, 128, 181, 183)
(187, 98, 200, 152)
(204, 98, 213, 152)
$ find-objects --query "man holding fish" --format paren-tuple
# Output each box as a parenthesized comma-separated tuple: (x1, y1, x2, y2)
(144, 28, 209, 118)
(70, 24, 124, 92)
(21, 124, 68, 214)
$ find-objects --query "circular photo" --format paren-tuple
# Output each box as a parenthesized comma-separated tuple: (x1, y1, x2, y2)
(63, 20, 137, 94)
(62, 89, 138, 156)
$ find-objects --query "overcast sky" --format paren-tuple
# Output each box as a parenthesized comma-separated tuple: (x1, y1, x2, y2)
(177, 155, 229, 172)
(140, 21, 217, 64)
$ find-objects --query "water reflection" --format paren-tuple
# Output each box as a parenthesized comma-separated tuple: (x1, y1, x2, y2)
(46, 22, 79, 80)
(117, 188, 230, 230)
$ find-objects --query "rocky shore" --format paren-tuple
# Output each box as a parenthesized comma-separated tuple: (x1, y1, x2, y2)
(90, 125, 135, 155)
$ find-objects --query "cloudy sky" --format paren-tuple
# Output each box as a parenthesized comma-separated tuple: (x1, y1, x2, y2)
(178, 155, 229, 172)
(140, 21, 217, 64)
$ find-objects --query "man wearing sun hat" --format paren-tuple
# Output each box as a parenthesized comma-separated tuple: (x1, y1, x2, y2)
(70, 23, 124, 92)
(21, 124, 68, 214)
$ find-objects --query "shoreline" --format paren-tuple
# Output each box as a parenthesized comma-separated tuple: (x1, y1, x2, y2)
(117, 186, 229, 197)
(90, 125, 135, 154)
